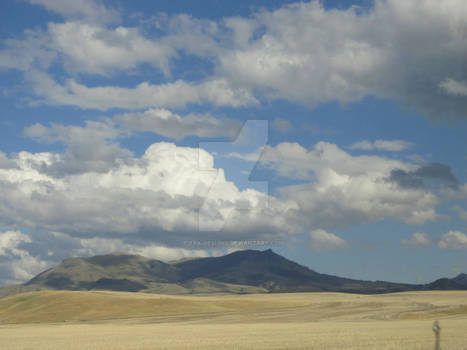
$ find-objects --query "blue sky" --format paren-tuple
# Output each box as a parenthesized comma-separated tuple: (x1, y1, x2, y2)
(0, 0, 467, 286)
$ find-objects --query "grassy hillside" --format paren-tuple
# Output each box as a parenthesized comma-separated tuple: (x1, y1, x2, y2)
(0, 290, 308, 324)
(26, 253, 180, 291)
(1, 291, 467, 350)
(1, 290, 467, 325)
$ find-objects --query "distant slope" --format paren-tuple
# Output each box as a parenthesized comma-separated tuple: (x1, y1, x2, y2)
(2, 290, 467, 325)
(424, 273, 467, 291)
(0, 284, 43, 299)
(0, 290, 302, 324)
(26, 253, 180, 292)
(1, 249, 466, 298)
(453, 273, 467, 287)
(174, 249, 419, 293)
(175, 249, 323, 288)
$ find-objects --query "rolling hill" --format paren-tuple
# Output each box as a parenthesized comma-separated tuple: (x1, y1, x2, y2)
(1, 249, 466, 298)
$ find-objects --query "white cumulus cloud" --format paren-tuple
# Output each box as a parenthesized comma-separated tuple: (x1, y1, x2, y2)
(261, 142, 439, 228)
(0, 231, 51, 285)
(401, 232, 432, 248)
(0, 152, 17, 170)
(0, 142, 298, 240)
(217, 0, 467, 120)
(438, 231, 467, 250)
(46, 21, 174, 75)
(309, 229, 348, 252)
(1, 0, 466, 119)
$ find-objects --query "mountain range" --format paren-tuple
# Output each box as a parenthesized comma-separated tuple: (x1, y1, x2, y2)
(1, 249, 466, 297)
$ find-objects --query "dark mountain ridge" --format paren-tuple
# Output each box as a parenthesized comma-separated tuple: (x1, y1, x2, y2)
(1, 249, 466, 297)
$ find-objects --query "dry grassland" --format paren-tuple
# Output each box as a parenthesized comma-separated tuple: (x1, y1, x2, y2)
(0, 290, 466, 349)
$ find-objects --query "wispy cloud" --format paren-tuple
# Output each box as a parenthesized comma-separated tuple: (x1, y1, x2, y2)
(309, 229, 348, 252)
(26, 71, 257, 110)
(401, 232, 432, 248)
(453, 206, 467, 221)
(116, 109, 242, 140)
(349, 140, 413, 152)
(440, 78, 467, 97)
(27, 0, 120, 23)
(271, 118, 293, 133)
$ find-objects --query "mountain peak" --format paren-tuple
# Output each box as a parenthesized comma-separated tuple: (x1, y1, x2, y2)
(9, 250, 467, 297)
(453, 273, 467, 287)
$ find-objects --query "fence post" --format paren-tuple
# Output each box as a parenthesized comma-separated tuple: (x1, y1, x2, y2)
(432, 320, 440, 350)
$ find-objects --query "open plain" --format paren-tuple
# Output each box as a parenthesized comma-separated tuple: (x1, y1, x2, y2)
(0, 290, 467, 349)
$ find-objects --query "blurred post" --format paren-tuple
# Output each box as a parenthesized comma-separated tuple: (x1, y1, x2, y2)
(432, 320, 440, 350)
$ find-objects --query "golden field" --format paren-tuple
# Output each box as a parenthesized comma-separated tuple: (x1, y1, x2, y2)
(0, 290, 467, 349)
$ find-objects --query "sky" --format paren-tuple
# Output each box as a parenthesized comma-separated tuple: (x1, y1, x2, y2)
(0, 0, 467, 286)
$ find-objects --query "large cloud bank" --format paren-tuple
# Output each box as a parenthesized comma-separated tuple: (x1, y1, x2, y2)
(0, 0, 465, 120)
